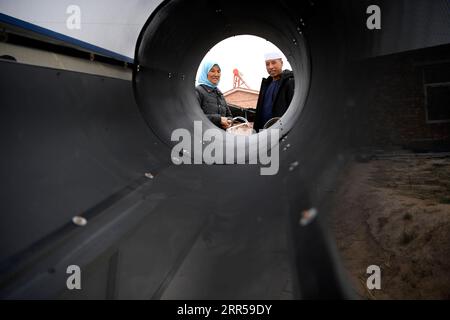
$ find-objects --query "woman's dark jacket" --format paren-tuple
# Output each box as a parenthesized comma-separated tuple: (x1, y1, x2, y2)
(196, 84, 232, 127)
(254, 70, 295, 131)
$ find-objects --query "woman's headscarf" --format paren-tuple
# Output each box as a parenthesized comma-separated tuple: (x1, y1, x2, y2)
(198, 60, 220, 88)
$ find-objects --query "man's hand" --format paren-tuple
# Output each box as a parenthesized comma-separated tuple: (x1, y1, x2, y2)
(221, 117, 232, 129)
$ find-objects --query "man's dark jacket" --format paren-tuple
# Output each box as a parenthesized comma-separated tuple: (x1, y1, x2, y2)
(196, 84, 232, 127)
(254, 70, 295, 131)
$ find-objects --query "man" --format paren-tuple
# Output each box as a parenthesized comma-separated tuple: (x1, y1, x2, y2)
(254, 51, 295, 131)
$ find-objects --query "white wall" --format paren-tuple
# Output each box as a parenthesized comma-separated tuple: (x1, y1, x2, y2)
(0, 0, 163, 59)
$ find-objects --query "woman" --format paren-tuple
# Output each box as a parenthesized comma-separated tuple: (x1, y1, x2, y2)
(196, 61, 232, 129)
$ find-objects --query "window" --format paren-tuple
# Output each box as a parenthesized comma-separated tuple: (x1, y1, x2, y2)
(423, 63, 450, 123)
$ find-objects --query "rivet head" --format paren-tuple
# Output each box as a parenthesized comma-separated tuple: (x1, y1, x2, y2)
(299, 208, 318, 226)
(72, 216, 87, 227)
(145, 172, 154, 179)
(289, 161, 299, 171)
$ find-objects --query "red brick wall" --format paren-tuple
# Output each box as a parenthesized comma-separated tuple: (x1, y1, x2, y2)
(224, 91, 258, 109)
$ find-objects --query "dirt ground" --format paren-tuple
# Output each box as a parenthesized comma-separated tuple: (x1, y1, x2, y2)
(330, 154, 450, 299)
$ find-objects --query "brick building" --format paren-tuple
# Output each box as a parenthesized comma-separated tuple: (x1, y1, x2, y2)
(351, 44, 450, 152)
(223, 87, 259, 109)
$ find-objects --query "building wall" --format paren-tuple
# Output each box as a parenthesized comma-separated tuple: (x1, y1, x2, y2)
(352, 44, 450, 151)
(0, 42, 131, 80)
(224, 90, 259, 109)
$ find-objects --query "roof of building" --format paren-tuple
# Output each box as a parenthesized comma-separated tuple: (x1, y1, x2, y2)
(223, 87, 259, 97)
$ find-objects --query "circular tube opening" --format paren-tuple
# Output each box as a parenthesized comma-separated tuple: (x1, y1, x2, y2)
(195, 35, 294, 134)
(134, 0, 311, 163)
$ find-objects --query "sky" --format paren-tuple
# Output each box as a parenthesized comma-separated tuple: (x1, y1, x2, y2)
(195, 35, 292, 93)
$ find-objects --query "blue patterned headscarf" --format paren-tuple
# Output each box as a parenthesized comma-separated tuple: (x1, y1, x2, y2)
(198, 60, 220, 88)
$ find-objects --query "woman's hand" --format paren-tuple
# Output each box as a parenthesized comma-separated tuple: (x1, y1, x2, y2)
(220, 117, 232, 129)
